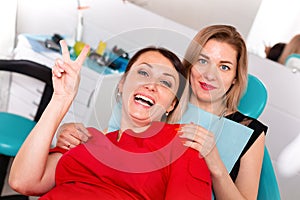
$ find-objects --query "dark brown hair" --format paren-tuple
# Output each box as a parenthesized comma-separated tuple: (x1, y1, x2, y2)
(267, 43, 286, 62)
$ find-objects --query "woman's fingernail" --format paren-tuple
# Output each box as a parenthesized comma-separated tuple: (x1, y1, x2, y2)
(182, 140, 188, 146)
(183, 143, 190, 148)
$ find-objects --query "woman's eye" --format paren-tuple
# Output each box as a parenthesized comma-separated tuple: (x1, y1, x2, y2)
(220, 65, 230, 71)
(138, 70, 149, 77)
(160, 80, 172, 88)
(198, 58, 208, 65)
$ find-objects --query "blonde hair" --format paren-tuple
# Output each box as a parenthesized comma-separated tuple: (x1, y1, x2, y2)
(278, 34, 300, 65)
(182, 24, 248, 112)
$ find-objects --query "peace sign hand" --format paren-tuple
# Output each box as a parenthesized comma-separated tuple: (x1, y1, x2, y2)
(52, 40, 90, 100)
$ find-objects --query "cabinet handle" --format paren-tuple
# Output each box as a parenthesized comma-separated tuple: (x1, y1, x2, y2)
(36, 88, 43, 94)
(29, 113, 35, 119)
(87, 90, 95, 108)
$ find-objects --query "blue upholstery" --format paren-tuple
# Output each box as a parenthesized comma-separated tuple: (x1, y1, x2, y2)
(285, 53, 300, 73)
(0, 113, 36, 156)
(257, 146, 281, 200)
(238, 74, 268, 119)
(238, 74, 281, 200)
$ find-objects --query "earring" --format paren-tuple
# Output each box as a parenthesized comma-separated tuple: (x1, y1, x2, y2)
(165, 112, 169, 117)
(116, 91, 122, 101)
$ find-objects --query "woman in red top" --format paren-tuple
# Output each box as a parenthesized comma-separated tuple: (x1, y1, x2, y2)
(9, 41, 211, 199)
(57, 25, 267, 199)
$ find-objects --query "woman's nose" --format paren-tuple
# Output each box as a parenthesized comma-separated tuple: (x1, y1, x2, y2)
(144, 82, 157, 92)
(203, 66, 217, 81)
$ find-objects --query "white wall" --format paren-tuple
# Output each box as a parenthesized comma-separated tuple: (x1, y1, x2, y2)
(16, 0, 77, 36)
(82, 0, 196, 58)
(128, 0, 263, 39)
(0, 0, 17, 111)
(247, 0, 300, 57)
(0, 0, 17, 58)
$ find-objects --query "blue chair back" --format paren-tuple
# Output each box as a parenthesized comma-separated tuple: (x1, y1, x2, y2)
(238, 74, 268, 119)
(258, 146, 281, 200)
(285, 53, 300, 73)
(238, 74, 280, 200)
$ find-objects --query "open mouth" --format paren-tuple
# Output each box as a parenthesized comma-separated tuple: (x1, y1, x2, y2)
(134, 94, 155, 107)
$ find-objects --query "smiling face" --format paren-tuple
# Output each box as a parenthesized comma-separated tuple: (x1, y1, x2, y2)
(119, 51, 180, 130)
(189, 39, 237, 111)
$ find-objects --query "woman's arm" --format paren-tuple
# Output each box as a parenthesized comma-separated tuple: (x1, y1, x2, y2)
(9, 41, 90, 195)
(208, 133, 265, 200)
(180, 123, 265, 200)
(231, 133, 265, 199)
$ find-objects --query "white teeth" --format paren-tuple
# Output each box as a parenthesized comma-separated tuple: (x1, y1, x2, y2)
(135, 95, 154, 104)
(136, 100, 151, 107)
(135, 94, 154, 106)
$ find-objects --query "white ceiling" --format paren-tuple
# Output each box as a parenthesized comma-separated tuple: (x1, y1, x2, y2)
(127, 0, 263, 38)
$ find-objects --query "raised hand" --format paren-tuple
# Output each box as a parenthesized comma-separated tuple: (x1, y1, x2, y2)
(52, 40, 90, 100)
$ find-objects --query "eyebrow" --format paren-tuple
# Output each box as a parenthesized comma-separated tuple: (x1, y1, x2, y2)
(141, 62, 177, 81)
(199, 53, 234, 65)
(199, 53, 210, 60)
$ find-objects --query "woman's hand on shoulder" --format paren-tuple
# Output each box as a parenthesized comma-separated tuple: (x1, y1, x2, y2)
(178, 123, 216, 157)
(56, 123, 91, 150)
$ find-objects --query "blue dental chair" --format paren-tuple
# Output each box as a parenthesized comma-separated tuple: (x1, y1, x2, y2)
(238, 74, 281, 200)
(0, 60, 53, 199)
